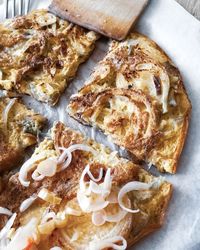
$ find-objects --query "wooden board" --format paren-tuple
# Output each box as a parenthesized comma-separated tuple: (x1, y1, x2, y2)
(49, 0, 149, 40)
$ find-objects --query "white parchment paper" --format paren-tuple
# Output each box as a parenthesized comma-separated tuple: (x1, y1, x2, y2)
(0, 0, 200, 249)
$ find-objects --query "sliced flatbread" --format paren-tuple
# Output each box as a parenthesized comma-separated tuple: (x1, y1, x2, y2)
(0, 122, 172, 249)
(68, 32, 191, 173)
(0, 96, 46, 172)
(0, 9, 98, 105)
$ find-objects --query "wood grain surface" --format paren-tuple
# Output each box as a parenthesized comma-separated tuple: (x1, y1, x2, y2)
(49, 0, 149, 40)
(176, 0, 200, 20)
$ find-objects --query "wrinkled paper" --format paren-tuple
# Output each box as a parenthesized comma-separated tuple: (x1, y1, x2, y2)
(0, 0, 200, 249)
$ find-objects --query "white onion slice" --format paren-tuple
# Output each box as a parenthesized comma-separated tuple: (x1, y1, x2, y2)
(118, 181, 151, 213)
(36, 158, 57, 177)
(65, 207, 82, 216)
(58, 144, 96, 172)
(92, 210, 106, 226)
(101, 168, 112, 196)
(89, 236, 127, 250)
(50, 247, 62, 250)
(0, 213, 17, 240)
(57, 148, 72, 171)
(3, 98, 16, 127)
(0, 207, 12, 217)
(4, 218, 38, 250)
(31, 170, 45, 181)
(19, 195, 37, 213)
(18, 153, 45, 187)
(79, 165, 103, 193)
(87, 168, 112, 197)
(77, 190, 109, 213)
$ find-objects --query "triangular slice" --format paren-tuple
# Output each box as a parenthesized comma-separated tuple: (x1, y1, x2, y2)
(68, 32, 191, 173)
(0, 10, 98, 105)
(0, 96, 46, 172)
(0, 122, 172, 249)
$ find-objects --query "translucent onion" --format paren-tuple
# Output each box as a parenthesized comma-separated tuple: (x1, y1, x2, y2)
(0, 207, 12, 217)
(31, 170, 45, 181)
(3, 98, 16, 128)
(58, 144, 96, 172)
(38, 188, 61, 205)
(57, 147, 72, 171)
(77, 190, 109, 213)
(92, 210, 106, 226)
(70, 230, 79, 242)
(79, 165, 103, 193)
(105, 207, 127, 223)
(19, 195, 37, 213)
(4, 218, 38, 250)
(88, 236, 127, 250)
(18, 153, 45, 187)
(36, 158, 57, 177)
(0, 213, 17, 240)
(118, 181, 151, 213)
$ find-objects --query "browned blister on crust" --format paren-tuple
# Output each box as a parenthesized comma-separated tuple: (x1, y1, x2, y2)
(0, 96, 46, 172)
(68, 32, 191, 173)
(0, 9, 98, 105)
(0, 122, 172, 249)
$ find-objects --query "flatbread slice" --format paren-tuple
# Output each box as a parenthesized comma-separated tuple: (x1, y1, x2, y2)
(0, 9, 98, 105)
(0, 96, 46, 172)
(68, 32, 191, 173)
(0, 122, 172, 249)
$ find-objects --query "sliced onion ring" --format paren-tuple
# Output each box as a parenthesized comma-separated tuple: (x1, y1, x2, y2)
(92, 210, 106, 226)
(77, 190, 109, 213)
(36, 158, 57, 177)
(118, 181, 151, 213)
(19, 154, 46, 187)
(0, 207, 13, 216)
(57, 148, 72, 171)
(67, 144, 97, 156)
(32, 170, 45, 181)
(58, 144, 96, 172)
(89, 236, 127, 250)
(0, 213, 17, 240)
(20, 195, 37, 213)
(3, 98, 17, 128)
(79, 165, 103, 192)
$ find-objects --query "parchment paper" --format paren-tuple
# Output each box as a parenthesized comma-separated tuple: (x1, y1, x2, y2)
(0, 0, 200, 249)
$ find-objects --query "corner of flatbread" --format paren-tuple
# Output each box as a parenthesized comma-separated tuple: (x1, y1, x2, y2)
(0, 121, 172, 249)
